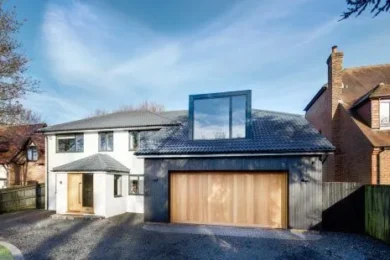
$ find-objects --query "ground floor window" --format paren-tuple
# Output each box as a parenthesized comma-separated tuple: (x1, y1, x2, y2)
(129, 175, 144, 195)
(114, 175, 122, 197)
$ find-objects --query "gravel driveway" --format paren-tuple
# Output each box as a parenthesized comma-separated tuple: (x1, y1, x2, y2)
(0, 210, 389, 260)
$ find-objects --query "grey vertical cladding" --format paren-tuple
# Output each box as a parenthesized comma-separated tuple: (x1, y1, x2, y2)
(144, 156, 323, 230)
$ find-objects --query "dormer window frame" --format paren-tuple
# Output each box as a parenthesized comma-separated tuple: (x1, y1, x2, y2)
(188, 90, 252, 140)
(380, 99, 390, 128)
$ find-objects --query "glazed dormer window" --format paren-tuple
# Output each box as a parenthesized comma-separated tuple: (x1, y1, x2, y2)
(189, 90, 251, 140)
(380, 100, 390, 127)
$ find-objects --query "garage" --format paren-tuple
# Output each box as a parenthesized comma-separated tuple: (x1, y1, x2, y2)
(170, 172, 288, 228)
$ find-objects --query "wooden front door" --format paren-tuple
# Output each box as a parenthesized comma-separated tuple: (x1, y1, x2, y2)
(67, 173, 94, 213)
(68, 174, 83, 212)
(170, 172, 288, 228)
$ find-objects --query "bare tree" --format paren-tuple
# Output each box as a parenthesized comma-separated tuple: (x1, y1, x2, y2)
(1, 108, 43, 125)
(86, 109, 108, 118)
(341, 0, 390, 20)
(116, 101, 165, 113)
(87, 101, 165, 118)
(0, 1, 39, 125)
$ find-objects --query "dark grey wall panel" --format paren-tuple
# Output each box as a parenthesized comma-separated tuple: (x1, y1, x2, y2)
(144, 156, 323, 230)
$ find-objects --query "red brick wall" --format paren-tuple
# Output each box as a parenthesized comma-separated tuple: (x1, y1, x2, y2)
(305, 89, 334, 181)
(356, 101, 371, 126)
(338, 105, 374, 183)
(371, 99, 380, 129)
(378, 150, 390, 184)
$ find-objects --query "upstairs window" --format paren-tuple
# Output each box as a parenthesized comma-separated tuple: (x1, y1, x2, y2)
(129, 131, 139, 150)
(380, 100, 390, 127)
(57, 134, 84, 153)
(27, 146, 38, 161)
(99, 132, 113, 151)
(190, 90, 251, 140)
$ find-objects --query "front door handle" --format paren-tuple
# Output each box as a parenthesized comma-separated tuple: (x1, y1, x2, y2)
(78, 182, 82, 204)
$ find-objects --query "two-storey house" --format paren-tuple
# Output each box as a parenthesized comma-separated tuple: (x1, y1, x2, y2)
(43, 90, 334, 230)
(305, 46, 390, 184)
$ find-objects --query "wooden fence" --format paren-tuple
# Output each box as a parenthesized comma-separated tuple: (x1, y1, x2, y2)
(365, 185, 390, 244)
(322, 182, 364, 232)
(0, 184, 45, 213)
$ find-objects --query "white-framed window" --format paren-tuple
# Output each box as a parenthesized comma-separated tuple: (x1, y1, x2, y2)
(129, 131, 140, 151)
(27, 146, 38, 161)
(380, 100, 390, 127)
(56, 134, 84, 153)
(99, 132, 113, 151)
(129, 175, 144, 195)
(114, 175, 122, 197)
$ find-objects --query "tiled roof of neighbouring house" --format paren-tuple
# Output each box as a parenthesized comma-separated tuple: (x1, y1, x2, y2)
(304, 64, 390, 111)
(52, 154, 129, 173)
(0, 124, 46, 164)
(41, 110, 180, 132)
(136, 109, 335, 156)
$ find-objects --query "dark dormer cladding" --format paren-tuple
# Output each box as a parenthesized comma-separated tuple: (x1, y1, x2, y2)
(188, 90, 252, 140)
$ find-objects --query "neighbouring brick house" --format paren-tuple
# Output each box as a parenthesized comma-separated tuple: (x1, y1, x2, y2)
(305, 46, 390, 184)
(0, 124, 46, 189)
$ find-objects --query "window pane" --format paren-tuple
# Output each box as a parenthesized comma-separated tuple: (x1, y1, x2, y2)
(194, 97, 230, 139)
(139, 176, 144, 195)
(129, 176, 139, 194)
(27, 148, 32, 160)
(99, 133, 106, 151)
(58, 138, 76, 152)
(107, 133, 113, 151)
(76, 134, 84, 152)
(380, 102, 390, 125)
(232, 95, 246, 138)
(130, 132, 139, 150)
(32, 147, 38, 161)
(114, 175, 122, 196)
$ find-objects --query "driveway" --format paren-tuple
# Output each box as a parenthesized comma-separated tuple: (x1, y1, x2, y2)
(0, 210, 389, 260)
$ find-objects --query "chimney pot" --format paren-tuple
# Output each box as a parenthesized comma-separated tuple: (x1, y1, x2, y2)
(332, 45, 338, 53)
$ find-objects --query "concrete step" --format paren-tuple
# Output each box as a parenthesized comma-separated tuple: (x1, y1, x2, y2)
(51, 214, 104, 220)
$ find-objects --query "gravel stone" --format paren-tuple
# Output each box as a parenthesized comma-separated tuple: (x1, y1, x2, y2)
(0, 210, 389, 260)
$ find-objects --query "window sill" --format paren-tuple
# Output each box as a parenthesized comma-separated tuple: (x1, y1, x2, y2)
(129, 193, 144, 196)
(114, 195, 123, 198)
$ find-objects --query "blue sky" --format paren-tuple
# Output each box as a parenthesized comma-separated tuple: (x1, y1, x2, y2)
(7, 0, 390, 124)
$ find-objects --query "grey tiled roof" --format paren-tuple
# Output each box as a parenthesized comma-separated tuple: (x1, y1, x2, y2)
(136, 110, 335, 155)
(52, 154, 129, 173)
(41, 110, 179, 132)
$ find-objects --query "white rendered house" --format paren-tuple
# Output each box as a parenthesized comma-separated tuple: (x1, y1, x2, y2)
(42, 110, 183, 218)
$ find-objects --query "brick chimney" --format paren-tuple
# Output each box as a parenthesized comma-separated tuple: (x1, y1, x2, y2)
(326, 45, 344, 142)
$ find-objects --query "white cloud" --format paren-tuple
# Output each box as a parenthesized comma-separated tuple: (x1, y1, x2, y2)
(42, 0, 338, 94)
(41, 0, 380, 123)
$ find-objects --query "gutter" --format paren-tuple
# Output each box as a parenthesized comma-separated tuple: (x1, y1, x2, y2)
(137, 151, 334, 159)
(376, 148, 386, 185)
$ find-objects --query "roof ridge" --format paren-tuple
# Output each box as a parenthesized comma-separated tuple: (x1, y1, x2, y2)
(253, 109, 303, 117)
(145, 110, 176, 123)
(97, 153, 108, 169)
(344, 63, 390, 72)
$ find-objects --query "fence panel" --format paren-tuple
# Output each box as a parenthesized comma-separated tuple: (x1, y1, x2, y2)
(0, 184, 45, 213)
(365, 185, 390, 244)
(322, 182, 364, 232)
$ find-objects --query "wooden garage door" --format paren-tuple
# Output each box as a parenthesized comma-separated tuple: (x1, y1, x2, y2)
(170, 172, 287, 228)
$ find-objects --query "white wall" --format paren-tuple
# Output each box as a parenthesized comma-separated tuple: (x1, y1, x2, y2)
(46, 130, 145, 213)
(56, 172, 108, 216)
(105, 173, 128, 217)
(0, 165, 7, 189)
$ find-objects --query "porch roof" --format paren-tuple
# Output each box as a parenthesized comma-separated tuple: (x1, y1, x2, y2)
(52, 154, 129, 173)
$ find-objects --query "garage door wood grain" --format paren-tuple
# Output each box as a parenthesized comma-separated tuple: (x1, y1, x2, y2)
(170, 172, 287, 228)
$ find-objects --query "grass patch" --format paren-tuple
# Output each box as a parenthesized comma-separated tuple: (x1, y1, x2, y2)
(0, 245, 13, 260)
